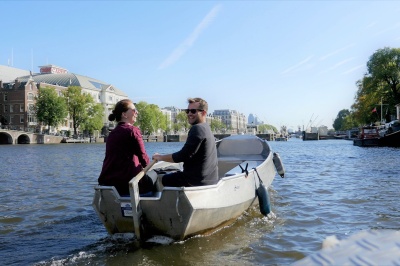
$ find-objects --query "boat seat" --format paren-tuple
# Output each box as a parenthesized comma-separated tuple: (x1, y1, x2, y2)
(224, 160, 260, 177)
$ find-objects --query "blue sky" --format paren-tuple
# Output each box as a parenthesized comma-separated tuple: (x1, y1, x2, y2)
(2, 1, 400, 131)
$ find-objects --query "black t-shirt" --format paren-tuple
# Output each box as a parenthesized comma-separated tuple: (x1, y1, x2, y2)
(172, 122, 218, 185)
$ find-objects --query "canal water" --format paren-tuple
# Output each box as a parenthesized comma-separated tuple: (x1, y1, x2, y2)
(1, 138, 399, 265)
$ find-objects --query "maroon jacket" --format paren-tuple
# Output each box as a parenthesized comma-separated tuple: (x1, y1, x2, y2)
(98, 122, 149, 195)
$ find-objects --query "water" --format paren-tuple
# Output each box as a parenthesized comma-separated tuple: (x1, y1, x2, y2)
(1, 139, 399, 265)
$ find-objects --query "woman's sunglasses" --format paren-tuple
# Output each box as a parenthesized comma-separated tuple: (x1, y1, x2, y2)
(184, 109, 204, 114)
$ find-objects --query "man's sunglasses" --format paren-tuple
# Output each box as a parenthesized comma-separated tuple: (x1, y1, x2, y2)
(184, 109, 204, 114)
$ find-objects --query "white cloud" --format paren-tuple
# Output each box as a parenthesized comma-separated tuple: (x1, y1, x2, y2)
(342, 64, 364, 75)
(328, 57, 355, 70)
(281, 56, 314, 74)
(158, 4, 221, 70)
(319, 44, 355, 61)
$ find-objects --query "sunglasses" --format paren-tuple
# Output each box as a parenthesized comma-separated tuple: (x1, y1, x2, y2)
(184, 109, 204, 114)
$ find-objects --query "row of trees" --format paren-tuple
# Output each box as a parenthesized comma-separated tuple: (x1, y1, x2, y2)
(134, 101, 277, 135)
(36, 86, 279, 137)
(333, 47, 400, 131)
(36, 86, 103, 137)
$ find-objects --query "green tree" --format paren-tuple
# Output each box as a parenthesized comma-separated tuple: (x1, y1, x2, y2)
(176, 111, 190, 132)
(161, 113, 171, 134)
(210, 119, 226, 133)
(367, 47, 400, 104)
(352, 75, 387, 125)
(35, 86, 67, 132)
(258, 124, 278, 133)
(350, 47, 400, 126)
(135, 101, 165, 135)
(81, 102, 104, 137)
(63, 86, 96, 137)
(342, 113, 358, 130)
(333, 109, 350, 130)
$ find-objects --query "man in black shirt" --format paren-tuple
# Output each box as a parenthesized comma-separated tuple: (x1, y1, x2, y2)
(152, 97, 219, 187)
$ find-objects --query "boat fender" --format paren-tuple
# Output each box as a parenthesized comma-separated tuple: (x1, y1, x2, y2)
(273, 152, 285, 178)
(253, 168, 271, 216)
(256, 184, 271, 216)
(239, 163, 249, 177)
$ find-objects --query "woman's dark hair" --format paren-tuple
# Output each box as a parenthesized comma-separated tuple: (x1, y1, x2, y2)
(108, 99, 132, 122)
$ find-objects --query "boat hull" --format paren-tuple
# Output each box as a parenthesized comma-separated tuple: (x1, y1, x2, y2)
(353, 130, 400, 147)
(353, 137, 380, 147)
(379, 130, 400, 147)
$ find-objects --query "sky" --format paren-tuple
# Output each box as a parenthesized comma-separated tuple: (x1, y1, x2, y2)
(2, 1, 400, 131)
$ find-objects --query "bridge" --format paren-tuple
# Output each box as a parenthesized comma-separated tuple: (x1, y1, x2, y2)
(0, 129, 63, 144)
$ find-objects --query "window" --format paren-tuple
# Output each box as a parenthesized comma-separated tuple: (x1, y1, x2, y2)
(20, 115, 24, 123)
(20, 105, 24, 112)
(10, 105, 13, 113)
(28, 104, 35, 113)
(28, 93, 34, 101)
(28, 114, 36, 123)
(4, 94, 8, 101)
(4, 105, 8, 112)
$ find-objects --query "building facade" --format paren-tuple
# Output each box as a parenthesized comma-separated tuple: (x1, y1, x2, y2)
(0, 64, 127, 134)
(212, 109, 247, 134)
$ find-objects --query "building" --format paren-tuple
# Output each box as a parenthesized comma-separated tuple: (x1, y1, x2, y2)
(0, 65, 30, 82)
(248, 113, 262, 125)
(213, 109, 247, 134)
(162, 106, 182, 132)
(0, 64, 127, 134)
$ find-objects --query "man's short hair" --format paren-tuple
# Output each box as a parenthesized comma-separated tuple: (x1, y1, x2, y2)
(188, 97, 208, 112)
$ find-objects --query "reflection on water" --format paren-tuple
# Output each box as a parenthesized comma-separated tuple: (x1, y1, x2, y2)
(0, 139, 399, 265)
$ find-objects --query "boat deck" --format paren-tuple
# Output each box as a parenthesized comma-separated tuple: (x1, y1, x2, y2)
(293, 230, 400, 265)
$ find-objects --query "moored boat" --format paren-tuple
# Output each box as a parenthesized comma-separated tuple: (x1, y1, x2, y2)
(353, 121, 400, 147)
(353, 125, 380, 147)
(92, 134, 285, 241)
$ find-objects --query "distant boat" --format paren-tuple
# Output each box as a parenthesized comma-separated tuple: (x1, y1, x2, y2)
(302, 131, 319, 141)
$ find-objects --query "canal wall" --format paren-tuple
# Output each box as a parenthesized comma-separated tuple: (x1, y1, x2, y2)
(1, 129, 277, 145)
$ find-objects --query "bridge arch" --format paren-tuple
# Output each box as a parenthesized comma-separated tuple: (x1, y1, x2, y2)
(0, 132, 13, 144)
(17, 134, 31, 144)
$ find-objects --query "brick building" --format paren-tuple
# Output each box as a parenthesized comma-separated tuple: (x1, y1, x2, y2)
(0, 64, 127, 134)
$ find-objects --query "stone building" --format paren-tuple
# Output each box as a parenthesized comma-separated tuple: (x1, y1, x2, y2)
(0, 64, 127, 134)
(212, 109, 247, 134)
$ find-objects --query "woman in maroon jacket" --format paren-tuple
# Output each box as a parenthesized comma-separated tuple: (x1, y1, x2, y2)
(98, 99, 151, 196)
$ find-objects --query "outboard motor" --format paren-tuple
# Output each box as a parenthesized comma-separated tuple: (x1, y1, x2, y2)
(273, 152, 285, 178)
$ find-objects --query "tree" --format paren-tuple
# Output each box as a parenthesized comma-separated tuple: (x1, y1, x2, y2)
(349, 47, 400, 126)
(81, 102, 104, 137)
(63, 86, 96, 137)
(367, 47, 400, 104)
(258, 124, 278, 133)
(210, 119, 226, 133)
(342, 113, 358, 130)
(333, 109, 350, 131)
(35, 86, 67, 132)
(135, 101, 165, 135)
(160, 113, 171, 134)
(176, 111, 190, 132)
